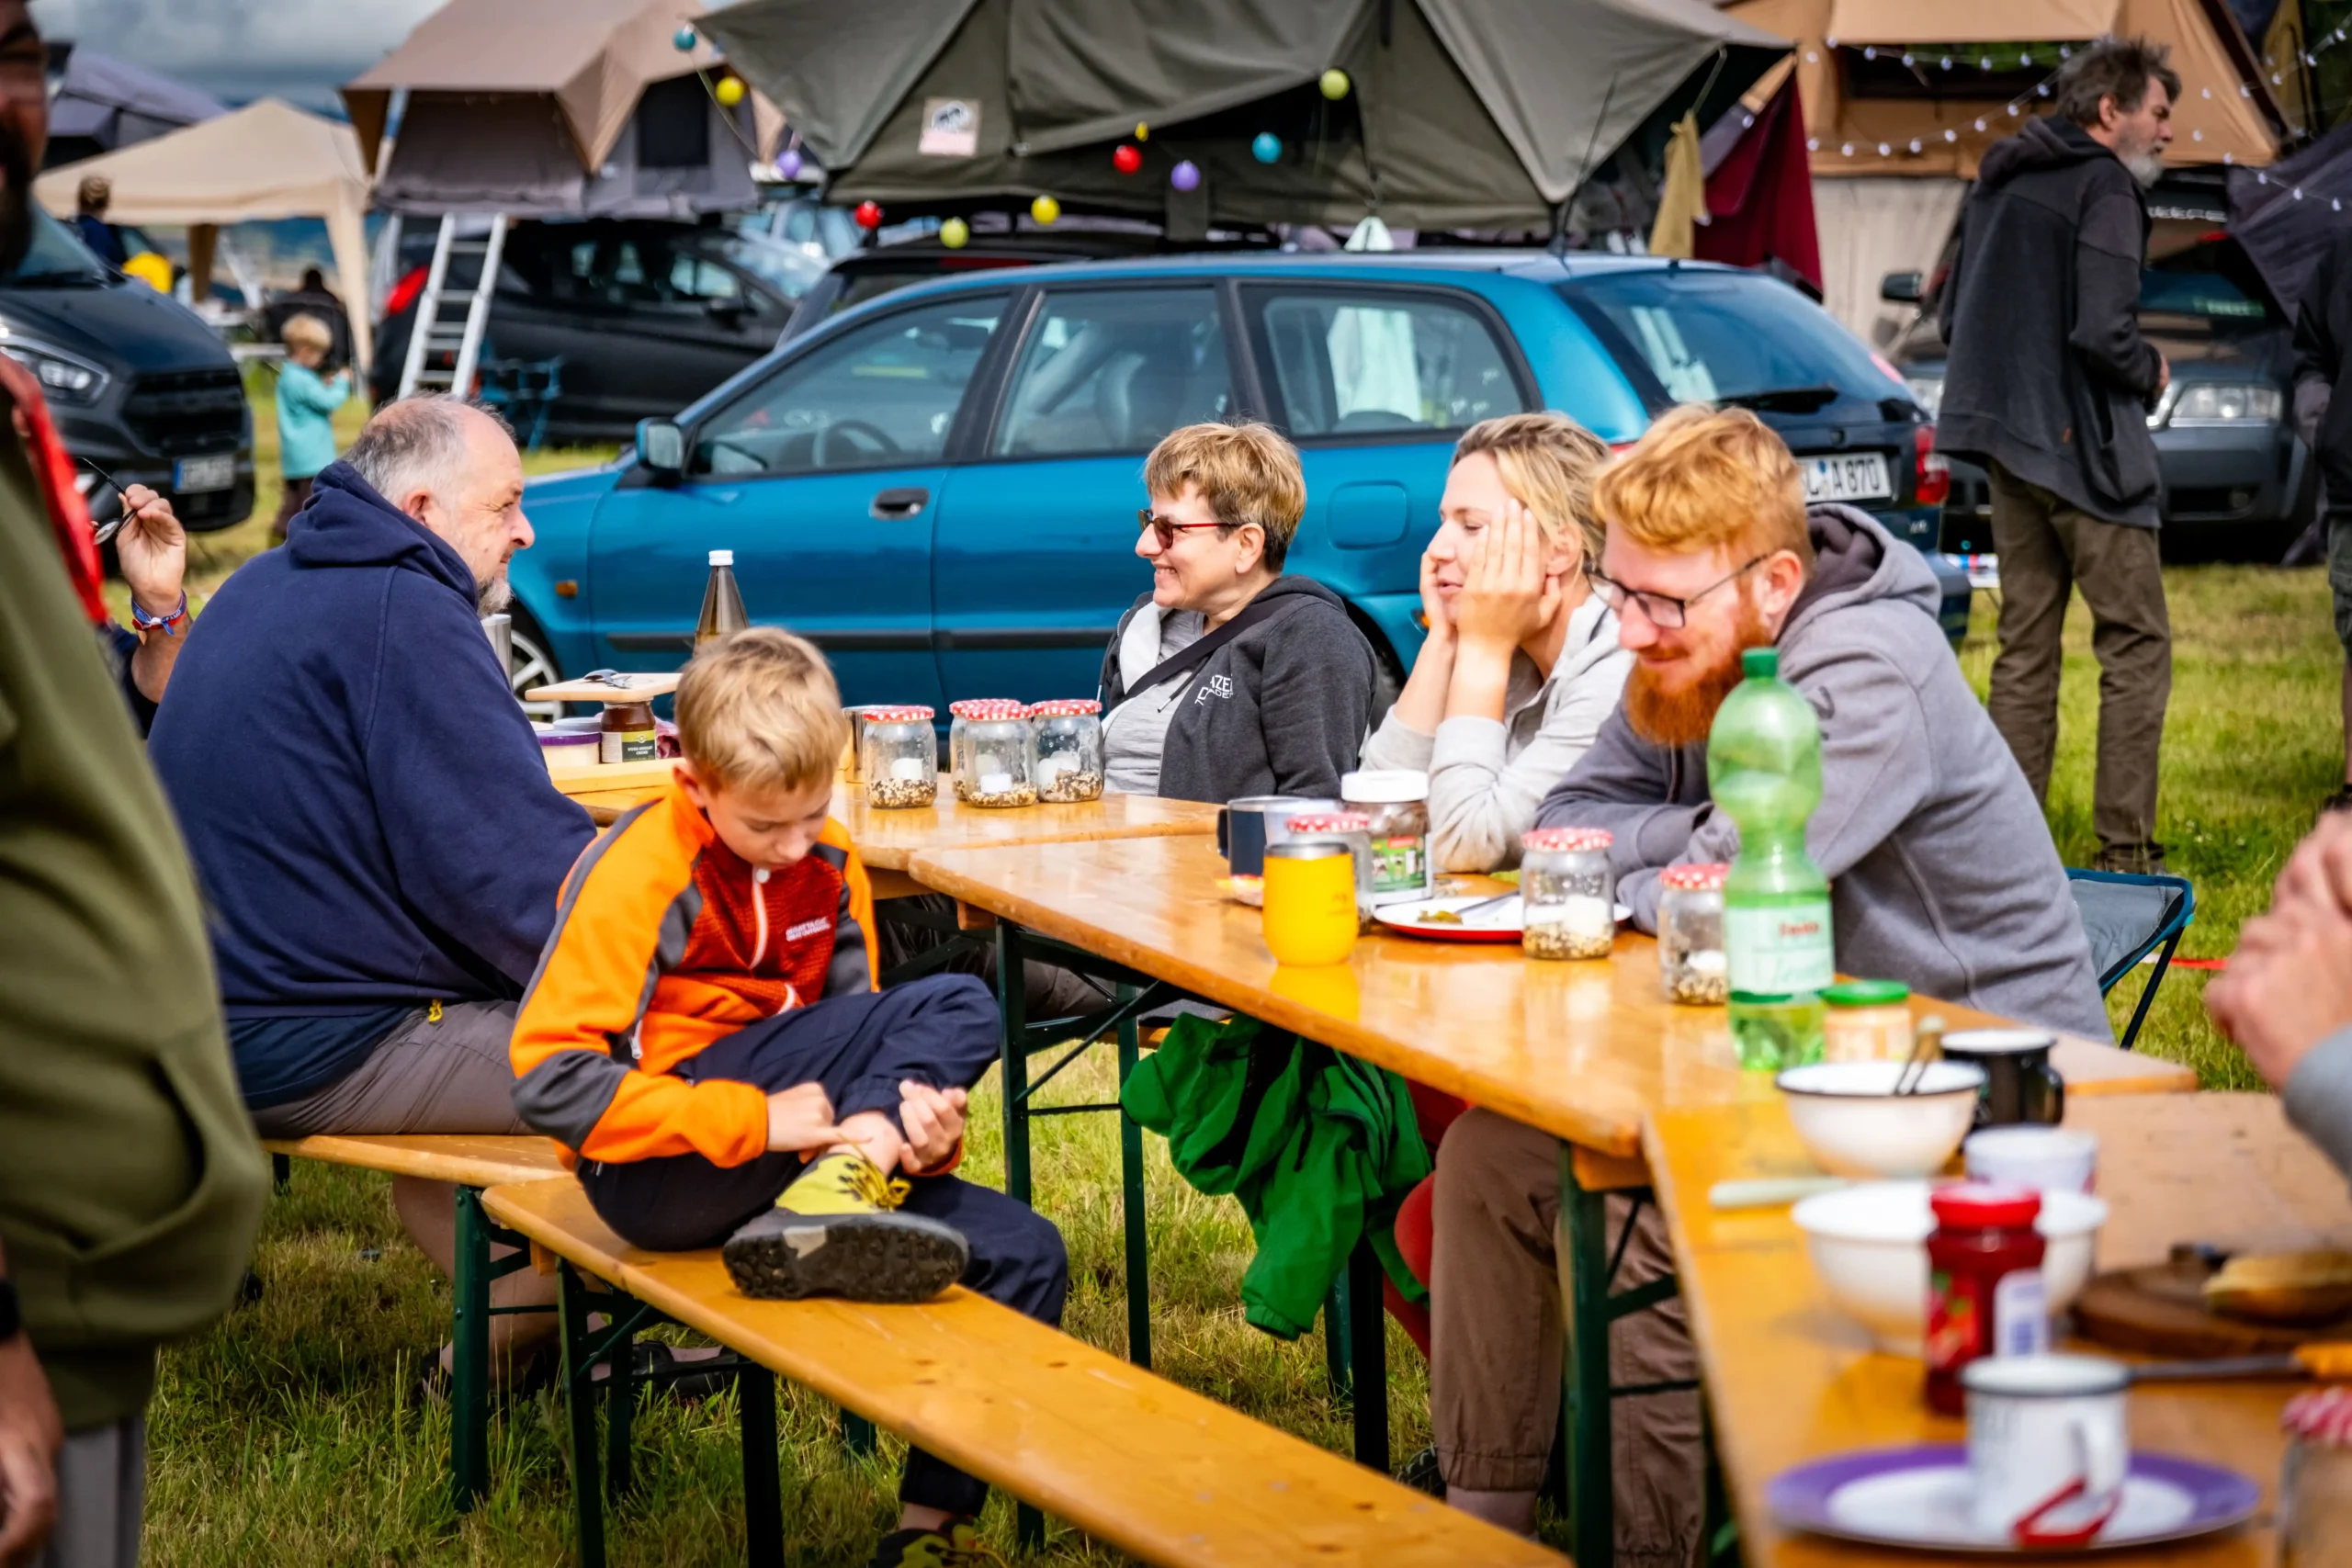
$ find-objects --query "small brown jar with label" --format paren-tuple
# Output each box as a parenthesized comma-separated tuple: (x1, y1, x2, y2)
(600, 700, 659, 764)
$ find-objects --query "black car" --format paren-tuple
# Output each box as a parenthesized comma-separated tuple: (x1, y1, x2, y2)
(6, 209, 252, 533)
(1887, 235, 2313, 559)
(372, 219, 821, 444)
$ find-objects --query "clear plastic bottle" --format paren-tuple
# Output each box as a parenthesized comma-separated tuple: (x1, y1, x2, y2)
(1710, 647, 1832, 1066)
(695, 548, 749, 651)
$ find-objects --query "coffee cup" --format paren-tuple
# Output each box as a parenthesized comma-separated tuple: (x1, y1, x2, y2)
(1217, 795, 1336, 878)
(1965, 1126, 2098, 1193)
(1941, 1029, 2065, 1128)
(1962, 1353, 2130, 1546)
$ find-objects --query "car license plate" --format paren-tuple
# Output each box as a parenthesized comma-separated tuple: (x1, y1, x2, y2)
(175, 454, 234, 493)
(1802, 452, 1892, 504)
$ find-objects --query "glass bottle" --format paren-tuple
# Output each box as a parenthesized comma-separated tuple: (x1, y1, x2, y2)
(1711, 646, 1832, 1066)
(695, 547, 749, 651)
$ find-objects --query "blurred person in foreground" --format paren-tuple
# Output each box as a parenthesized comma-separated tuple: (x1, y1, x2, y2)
(1938, 37, 2178, 871)
(2290, 229, 2352, 818)
(1424, 408, 2104, 1554)
(0, 3, 270, 1562)
(2207, 813, 2352, 1176)
(148, 395, 594, 1385)
(269, 312, 351, 545)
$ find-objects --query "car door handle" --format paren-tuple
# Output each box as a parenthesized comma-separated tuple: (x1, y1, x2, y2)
(870, 487, 929, 520)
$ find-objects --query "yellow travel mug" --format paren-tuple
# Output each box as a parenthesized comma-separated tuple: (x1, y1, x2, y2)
(1262, 841, 1360, 965)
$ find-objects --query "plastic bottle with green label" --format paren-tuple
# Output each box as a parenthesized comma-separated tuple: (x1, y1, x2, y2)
(1708, 646, 1833, 1069)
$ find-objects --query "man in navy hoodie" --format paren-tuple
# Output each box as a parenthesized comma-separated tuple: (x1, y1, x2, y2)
(149, 395, 593, 1373)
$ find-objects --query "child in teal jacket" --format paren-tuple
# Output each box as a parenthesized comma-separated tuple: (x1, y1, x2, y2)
(271, 312, 350, 543)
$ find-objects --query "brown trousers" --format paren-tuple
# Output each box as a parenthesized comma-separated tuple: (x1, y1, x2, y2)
(1430, 1109, 1702, 1568)
(1984, 461, 2171, 863)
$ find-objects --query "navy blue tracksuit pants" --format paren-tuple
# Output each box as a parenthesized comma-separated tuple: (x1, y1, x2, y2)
(579, 973, 1068, 1517)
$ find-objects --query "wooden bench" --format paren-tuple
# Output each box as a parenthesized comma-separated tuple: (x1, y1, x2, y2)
(483, 1178, 1562, 1568)
(263, 1135, 569, 1512)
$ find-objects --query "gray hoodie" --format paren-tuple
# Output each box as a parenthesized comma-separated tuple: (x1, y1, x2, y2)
(2287, 1028, 2352, 1181)
(1537, 505, 2110, 1042)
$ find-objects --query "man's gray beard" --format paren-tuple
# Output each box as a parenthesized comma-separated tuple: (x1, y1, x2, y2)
(478, 570, 513, 617)
(2123, 148, 2165, 188)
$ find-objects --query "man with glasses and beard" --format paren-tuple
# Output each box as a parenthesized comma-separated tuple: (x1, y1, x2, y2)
(1938, 37, 2178, 874)
(1416, 408, 2105, 1557)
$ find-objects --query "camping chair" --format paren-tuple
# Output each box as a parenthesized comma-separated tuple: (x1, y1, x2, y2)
(478, 356, 564, 451)
(2064, 868, 2195, 1053)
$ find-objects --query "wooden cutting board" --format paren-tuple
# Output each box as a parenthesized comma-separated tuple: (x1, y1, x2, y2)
(2075, 1249, 2352, 1358)
(526, 672, 681, 704)
(544, 753, 682, 795)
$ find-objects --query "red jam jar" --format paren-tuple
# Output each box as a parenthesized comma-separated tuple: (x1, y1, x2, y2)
(1924, 1181, 2048, 1416)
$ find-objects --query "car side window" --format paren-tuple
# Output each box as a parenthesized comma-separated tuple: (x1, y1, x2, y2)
(991, 287, 1232, 458)
(691, 295, 1005, 478)
(1252, 289, 1527, 438)
(668, 250, 741, 302)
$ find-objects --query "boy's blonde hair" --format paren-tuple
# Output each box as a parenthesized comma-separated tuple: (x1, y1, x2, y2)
(1143, 421, 1306, 570)
(281, 312, 334, 357)
(1591, 405, 1813, 570)
(1452, 412, 1611, 569)
(673, 627, 848, 795)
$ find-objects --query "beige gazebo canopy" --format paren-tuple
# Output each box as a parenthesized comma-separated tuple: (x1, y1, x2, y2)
(35, 97, 376, 374)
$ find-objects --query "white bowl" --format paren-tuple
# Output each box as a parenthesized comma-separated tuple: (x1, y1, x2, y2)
(1792, 1180, 2109, 1355)
(1775, 1060, 1986, 1179)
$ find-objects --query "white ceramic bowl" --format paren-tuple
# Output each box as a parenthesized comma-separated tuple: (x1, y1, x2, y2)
(1775, 1060, 1986, 1179)
(1792, 1180, 2109, 1355)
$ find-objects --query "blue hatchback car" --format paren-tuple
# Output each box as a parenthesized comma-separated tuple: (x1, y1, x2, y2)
(507, 251, 1968, 712)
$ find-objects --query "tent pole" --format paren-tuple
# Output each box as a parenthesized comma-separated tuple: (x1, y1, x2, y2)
(186, 223, 216, 303)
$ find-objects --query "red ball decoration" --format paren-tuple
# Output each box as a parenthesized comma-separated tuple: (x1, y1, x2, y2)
(1112, 142, 1143, 175)
(853, 199, 884, 230)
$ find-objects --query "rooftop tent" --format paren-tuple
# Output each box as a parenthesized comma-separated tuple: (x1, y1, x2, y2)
(2228, 117, 2352, 319)
(342, 0, 769, 217)
(42, 46, 227, 168)
(704, 0, 1790, 234)
(32, 97, 377, 374)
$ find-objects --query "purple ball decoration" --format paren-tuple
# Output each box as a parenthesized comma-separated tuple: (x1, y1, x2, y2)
(1170, 159, 1202, 193)
(775, 149, 805, 180)
(672, 25, 697, 51)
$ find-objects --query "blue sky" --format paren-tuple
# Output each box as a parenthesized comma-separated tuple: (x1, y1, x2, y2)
(28, 0, 446, 113)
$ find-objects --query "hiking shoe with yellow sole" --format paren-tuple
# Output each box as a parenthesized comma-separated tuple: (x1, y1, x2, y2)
(867, 1518, 1004, 1567)
(722, 1150, 968, 1303)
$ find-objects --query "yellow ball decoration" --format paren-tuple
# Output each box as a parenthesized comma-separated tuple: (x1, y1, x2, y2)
(1030, 194, 1061, 225)
(714, 74, 746, 107)
(1134, 121, 1149, 141)
(940, 216, 970, 250)
(1319, 68, 1351, 100)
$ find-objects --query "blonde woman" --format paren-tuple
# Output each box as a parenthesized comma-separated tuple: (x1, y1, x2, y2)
(1359, 412, 1631, 872)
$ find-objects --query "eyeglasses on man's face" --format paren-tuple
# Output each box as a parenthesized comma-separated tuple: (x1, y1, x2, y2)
(1587, 554, 1768, 630)
(1136, 508, 1234, 550)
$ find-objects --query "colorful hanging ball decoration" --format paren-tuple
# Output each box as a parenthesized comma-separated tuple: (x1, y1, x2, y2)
(940, 217, 970, 250)
(1134, 121, 1149, 141)
(1319, 68, 1351, 100)
(775, 148, 804, 180)
(854, 199, 884, 231)
(673, 25, 697, 51)
(1251, 131, 1282, 164)
(1113, 142, 1143, 175)
(1170, 159, 1202, 192)
(1031, 194, 1061, 225)
(714, 74, 746, 107)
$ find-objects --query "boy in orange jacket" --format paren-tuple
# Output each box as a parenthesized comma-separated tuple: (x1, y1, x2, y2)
(511, 628, 1067, 1562)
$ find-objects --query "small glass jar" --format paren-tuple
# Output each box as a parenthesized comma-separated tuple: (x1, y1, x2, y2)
(2282, 1387, 2352, 1566)
(946, 700, 1007, 800)
(1822, 978, 1914, 1063)
(1340, 769, 1432, 906)
(1658, 862, 1729, 1006)
(1030, 699, 1105, 803)
(1925, 1182, 2047, 1416)
(860, 705, 938, 809)
(964, 706, 1036, 808)
(599, 699, 658, 764)
(1521, 827, 1616, 961)
(1284, 813, 1377, 930)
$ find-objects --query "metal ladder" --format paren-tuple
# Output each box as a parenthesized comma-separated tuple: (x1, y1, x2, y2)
(396, 213, 508, 400)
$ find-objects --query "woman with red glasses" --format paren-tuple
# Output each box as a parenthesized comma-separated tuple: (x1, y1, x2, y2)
(1099, 421, 1375, 803)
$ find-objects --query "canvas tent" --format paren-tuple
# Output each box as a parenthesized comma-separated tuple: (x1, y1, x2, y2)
(705, 0, 1789, 235)
(43, 46, 225, 168)
(343, 0, 772, 217)
(2229, 118, 2352, 320)
(34, 97, 376, 374)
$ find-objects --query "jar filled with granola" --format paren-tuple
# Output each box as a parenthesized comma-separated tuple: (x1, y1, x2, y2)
(860, 706, 938, 809)
(964, 706, 1037, 808)
(1030, 699, 1105, 803)
(1340, 770, 1432, 907)
(1659, 862, 1729, 1006)
(946, 699, 1017, 800)
(1521, 827, 1616, 960)
(1284, 813, 1378, 930)
(2282, 1386, 2352, 1567)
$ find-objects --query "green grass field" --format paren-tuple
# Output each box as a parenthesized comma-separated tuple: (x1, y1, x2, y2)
(131, 386, 2346, 1563)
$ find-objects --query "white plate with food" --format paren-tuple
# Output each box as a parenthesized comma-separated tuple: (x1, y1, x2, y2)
(1375, 894, 1631, 944)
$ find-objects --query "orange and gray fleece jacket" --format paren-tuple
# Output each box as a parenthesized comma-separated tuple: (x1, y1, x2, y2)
(510, 777, 877, 1168)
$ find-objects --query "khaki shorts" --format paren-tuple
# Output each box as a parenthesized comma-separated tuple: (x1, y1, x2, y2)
(2332, 513, 2352, 661)
(249, 999, 528, 1139)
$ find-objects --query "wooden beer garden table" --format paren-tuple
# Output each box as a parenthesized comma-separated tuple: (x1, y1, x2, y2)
(906, 832, 2197, 1566)
(1647, 1091, 2352, 1566)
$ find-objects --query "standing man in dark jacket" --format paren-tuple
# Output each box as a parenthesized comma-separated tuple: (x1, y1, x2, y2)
(2290, 229, 2352, 816)
(148, 396, 594, 1378)
(1939, 38, 2178, 871)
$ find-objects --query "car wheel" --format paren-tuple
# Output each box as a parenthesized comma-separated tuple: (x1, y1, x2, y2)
(506, 609, 564, 723)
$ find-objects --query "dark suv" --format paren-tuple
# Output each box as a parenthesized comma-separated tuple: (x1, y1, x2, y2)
(8, 210, 251, 532)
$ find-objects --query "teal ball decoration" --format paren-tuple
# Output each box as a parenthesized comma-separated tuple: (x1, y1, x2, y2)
(1251, 132, 1281, 164)
(673, 25, 697, 51)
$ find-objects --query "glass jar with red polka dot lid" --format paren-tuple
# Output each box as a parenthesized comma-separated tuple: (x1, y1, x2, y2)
(962, 701, 1036, 808)
(859, 706, 937, 809)
(1029, 699, 1105, 803)
(1520, 827, 1616, 960)
(1658, 862, 1729, 1005)
(947, 699, 1019, 801)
